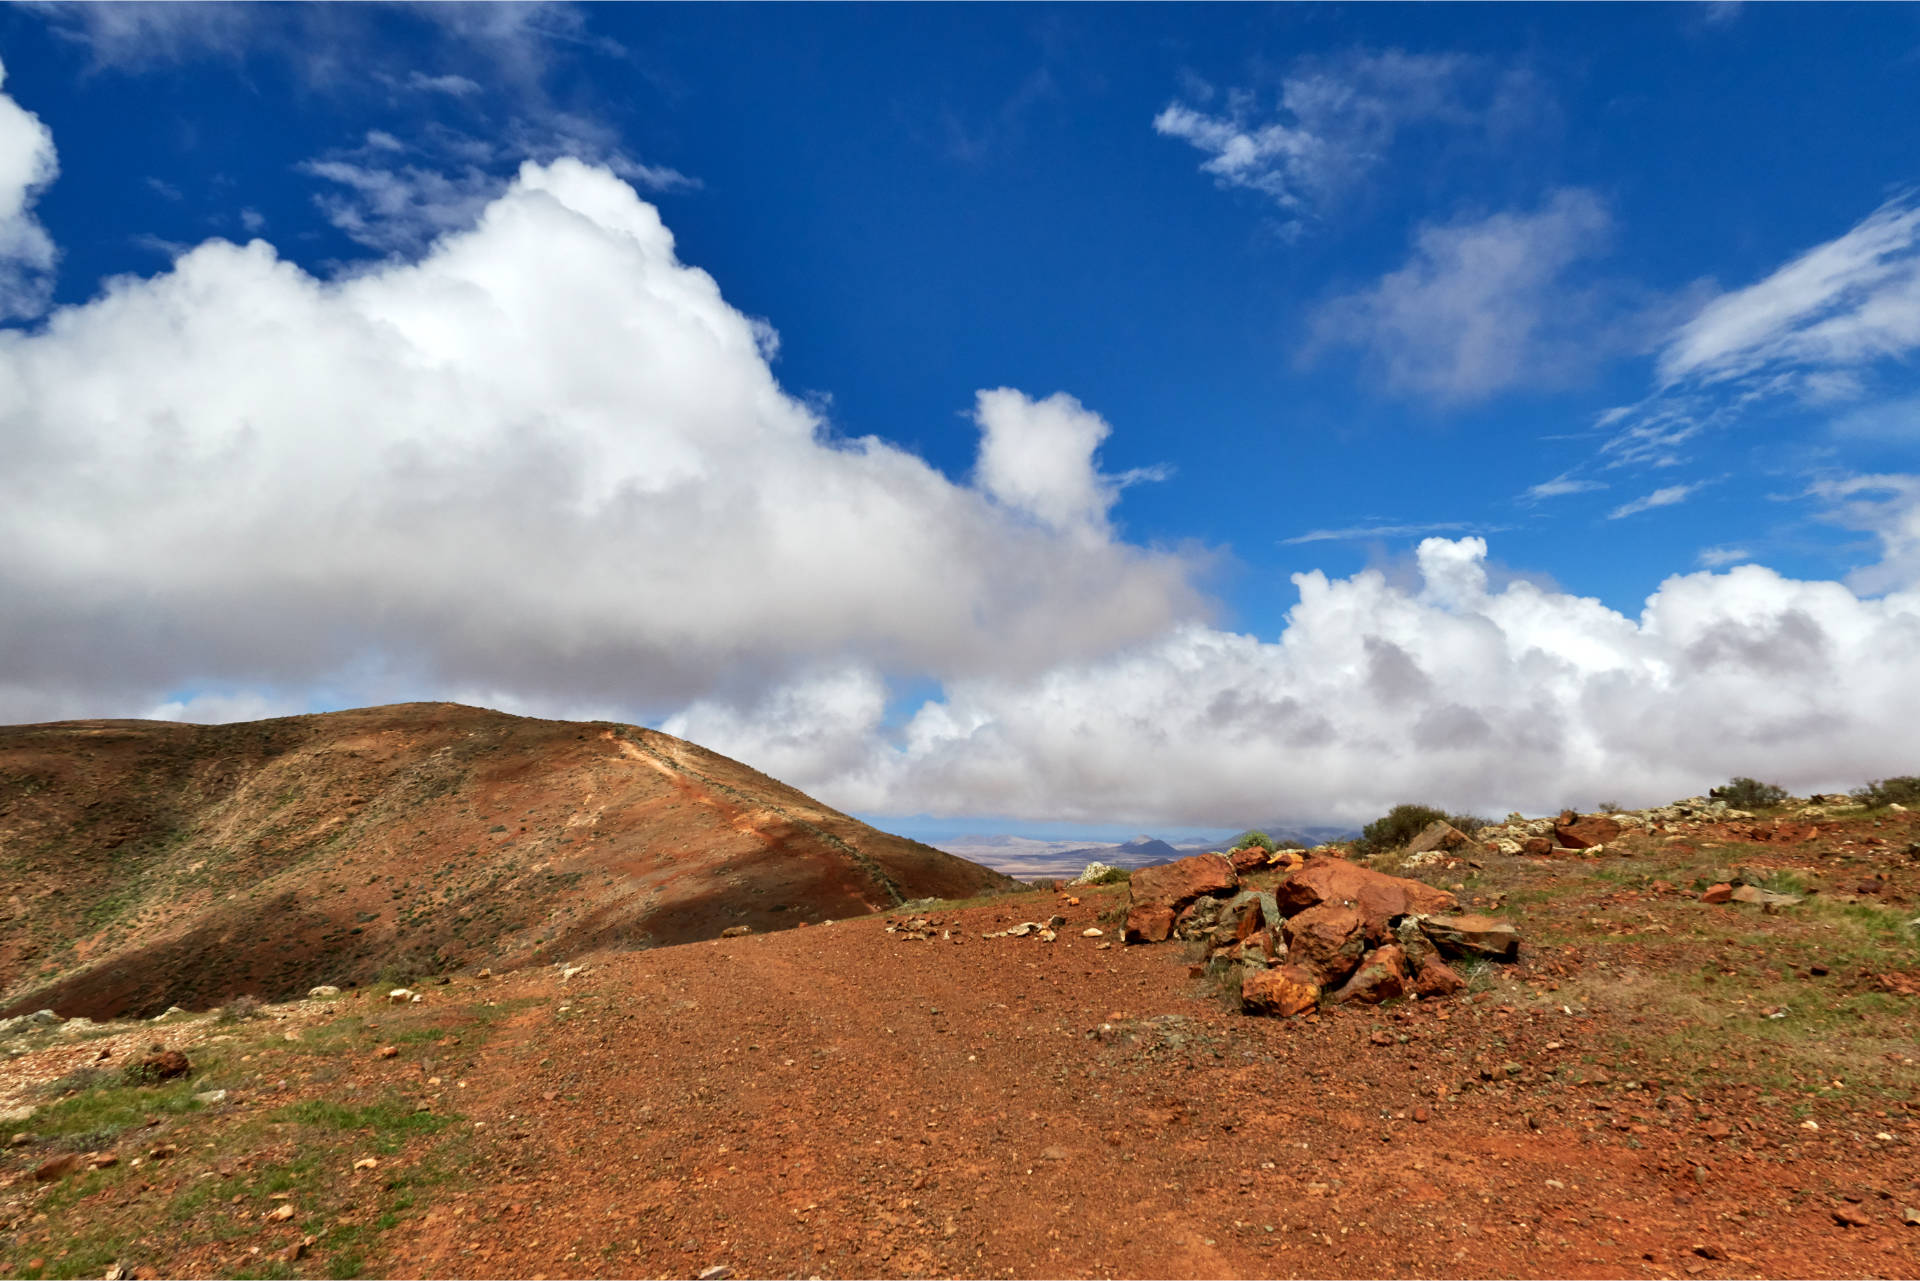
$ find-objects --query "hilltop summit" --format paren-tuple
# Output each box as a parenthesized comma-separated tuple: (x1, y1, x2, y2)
(0, 703, 1015, 1019)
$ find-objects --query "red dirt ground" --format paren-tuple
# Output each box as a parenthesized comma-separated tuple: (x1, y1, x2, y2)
(371, 883, 1914, 1280)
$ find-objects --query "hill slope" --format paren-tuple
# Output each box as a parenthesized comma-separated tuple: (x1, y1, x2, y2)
(0, 703, 1016, 1019)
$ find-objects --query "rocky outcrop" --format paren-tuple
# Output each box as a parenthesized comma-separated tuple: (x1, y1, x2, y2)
(1415, 913, 1520, 962)
(1128, 853, 1238, 914)
(1273, 855, 1458, 939)
(1555, 812, 1623, 850)
(1283, 905, 1369, 986)
(1123, 848, 1519, 1019)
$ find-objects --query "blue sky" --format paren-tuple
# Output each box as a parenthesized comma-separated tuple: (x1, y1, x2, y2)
(2, 3, 1919, 837)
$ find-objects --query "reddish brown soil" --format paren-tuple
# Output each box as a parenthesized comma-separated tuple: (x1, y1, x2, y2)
(0, 705, 1014, 1020)
(3, 791, 1917, 1278)
(378, 902, 1914, 1280)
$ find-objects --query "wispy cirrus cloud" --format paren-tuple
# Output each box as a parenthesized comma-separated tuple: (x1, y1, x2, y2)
(1608, 482, 1703, 520)
(1153, 49, 1545, 229)
(1281, 520, 1490, 545)
(1812, 472, 1920, 595)
(1595, 195, 1920, 471)
(1307, 188, 1651, 402)
(1522, 472, 1607, 503)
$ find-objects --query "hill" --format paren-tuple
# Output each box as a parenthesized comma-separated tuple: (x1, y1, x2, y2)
(0, 703, 1015, 1020)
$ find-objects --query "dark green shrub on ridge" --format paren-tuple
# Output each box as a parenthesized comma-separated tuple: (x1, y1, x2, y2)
(1713, 777, 1788, 809)
(1853, 776, 1920, 808)
(1360, 803, 1486, 853)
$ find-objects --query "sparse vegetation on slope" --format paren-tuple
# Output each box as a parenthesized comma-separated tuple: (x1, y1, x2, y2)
(0, 703, 1016, 1021)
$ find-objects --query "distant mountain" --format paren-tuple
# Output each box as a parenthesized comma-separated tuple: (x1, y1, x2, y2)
(1056, 835, 1181, 863)
(942, 825, 1360, 880)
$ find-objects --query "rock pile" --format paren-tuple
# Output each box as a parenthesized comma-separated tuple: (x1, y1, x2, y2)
(1123, 850, 1521, 1018)
(885, 914, 964, 942)
(1476, 797, 1783, 857)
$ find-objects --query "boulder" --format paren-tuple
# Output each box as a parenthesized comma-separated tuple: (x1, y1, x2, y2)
(1700, 882, 1734, 904)
(307, 986, 341, 1000)
(1330, 944, 1409, 1005)
(1411, 953, 1467, 997)
(131, 1050, 191, 1084)
(1521, 836, 1554, 857)
(1224, 888, 1282, 939)
(1555, 814, 1623, 850)
(0, 1009, 62, 1037)
(1174, 895, 1228, 941)
(1417, 914, 1520, 962)
(1123, 902, 1176, 944)
(1404, 820, 1485, 858)
(1229, 846, 1269, 873)
(1273, 856, 1457, 939)
(33, 1152, 83, 1183)
(1128, 853, 1238, 915)
(1234, 929, 1278, 963)
(1240, 965, 1322, 1017)
(1282, 904, 1368, 985)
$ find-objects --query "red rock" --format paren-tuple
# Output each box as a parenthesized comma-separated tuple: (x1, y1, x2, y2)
(1282, 904, 1367, 985)
(1240, 965, 1322, 1017)
(1404, 820, 1485, 858)
(1555, 814, 1622, 850)
(1832, 1206, 1871, 1228)
(132, 1050, 190, 1083)
(377, 1045, 399, 1060)
(1128, 853, 1238, 917)
(1272, 856, 1457, 937)
(1229, 846, 1268, 873)
(1123, 902, 1176, 944)
(1331, 944, 1409, 1005)
(1234, 903, 1266, 942)
(1411, 953, 1467, 997)
(1700, 883, 1734, 904)
(1238, 928, 1277, 961)
(33, 1153, 83, 1183)
(1417, 914, 1520, 961)
(1521, 836, 1554, 857)
(1412, 1106, 1432, 1123)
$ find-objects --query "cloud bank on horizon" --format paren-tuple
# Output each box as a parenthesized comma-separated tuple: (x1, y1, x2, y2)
(3, 11, 1920, 830)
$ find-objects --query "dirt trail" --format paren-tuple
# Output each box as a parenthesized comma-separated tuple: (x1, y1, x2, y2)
(388, 889, 1918, 1280)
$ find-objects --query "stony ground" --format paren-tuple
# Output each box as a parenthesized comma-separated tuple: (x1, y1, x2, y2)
(2, 805, 1917, 1280)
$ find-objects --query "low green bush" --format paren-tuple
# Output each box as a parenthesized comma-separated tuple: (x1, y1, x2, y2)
(1852, 776, 1920, 809)
(1359, 803, 1487, 852)
(1713, 777, 1788, 809)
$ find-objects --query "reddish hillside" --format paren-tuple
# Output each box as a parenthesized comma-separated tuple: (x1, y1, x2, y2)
(0, 703, 1015, 1019)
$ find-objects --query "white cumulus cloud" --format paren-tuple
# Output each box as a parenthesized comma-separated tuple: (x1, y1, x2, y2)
(0, 157, 1200, 725)
(679, 537, 1920, 827)
(0, 57, 58, 319)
